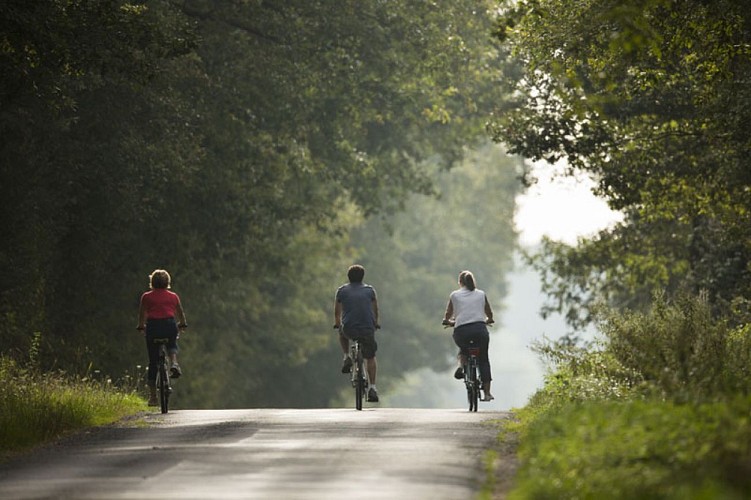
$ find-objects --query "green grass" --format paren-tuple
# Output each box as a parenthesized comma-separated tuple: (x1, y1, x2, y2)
(0, 357, 146, 457)
(497, 294, 751, 499)
(508, 397, 751, 499)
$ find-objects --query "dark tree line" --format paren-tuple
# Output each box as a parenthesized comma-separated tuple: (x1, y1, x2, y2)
(0, 0, 518, 407)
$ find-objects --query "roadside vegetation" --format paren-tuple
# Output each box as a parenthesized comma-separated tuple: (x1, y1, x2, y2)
(0, 340, 145, 458)
(505, 295, 751, 498)
(490, 0, 751, 497)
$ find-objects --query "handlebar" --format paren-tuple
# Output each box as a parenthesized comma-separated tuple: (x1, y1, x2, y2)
(136, 323, 188, 331)
(442, 319, 494, 327)
(333, 324, 381, 330)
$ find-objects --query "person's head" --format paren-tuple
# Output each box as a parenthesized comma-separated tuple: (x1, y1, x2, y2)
(149, 269, 171, 289)
(347, 264, 365, 283)
(458, 270, 476, 291)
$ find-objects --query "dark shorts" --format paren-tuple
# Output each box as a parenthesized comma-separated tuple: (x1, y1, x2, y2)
(341, 328, 377, 359)
(144, 318, 178, 382)
(145, 318, 179, 352)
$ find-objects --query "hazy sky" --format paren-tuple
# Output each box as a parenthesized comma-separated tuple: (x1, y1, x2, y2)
(515, 160, 623, 246)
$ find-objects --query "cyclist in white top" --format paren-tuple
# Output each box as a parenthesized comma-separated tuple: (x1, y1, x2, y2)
(443, 270, 495, 401)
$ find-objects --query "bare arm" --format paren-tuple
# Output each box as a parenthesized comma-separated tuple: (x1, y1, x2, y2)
(484, 296, 494, 323)
(443, 299, 454, 322)
(372, 295, 380, 328)
(176, 298, 188, 328)
(334, 300, 342, 328)
(137, 297, 146, 330)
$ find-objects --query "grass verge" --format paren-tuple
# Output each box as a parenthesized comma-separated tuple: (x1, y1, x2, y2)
(0, 357, 146, 458)
(505, 396, 751, 499)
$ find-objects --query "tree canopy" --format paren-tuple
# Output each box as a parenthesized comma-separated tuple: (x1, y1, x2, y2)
(0, 0, 518, 407)
(491, 0, 751, 328)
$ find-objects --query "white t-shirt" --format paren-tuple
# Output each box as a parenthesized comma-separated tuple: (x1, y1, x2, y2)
(450, 287, 487, 327)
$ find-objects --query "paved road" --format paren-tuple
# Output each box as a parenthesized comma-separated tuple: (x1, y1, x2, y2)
(0, 408, 508, 499)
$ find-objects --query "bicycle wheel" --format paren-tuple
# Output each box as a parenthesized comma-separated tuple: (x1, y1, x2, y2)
(468, 358, 479, 412)
(354, 346, 365, 411)
(158, 353, 170, 414)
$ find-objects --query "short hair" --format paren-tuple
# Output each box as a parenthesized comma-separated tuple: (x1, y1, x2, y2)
(459, 270, 476, 291)
(149, 269, 171, 289)
(347, 264, 365, 283)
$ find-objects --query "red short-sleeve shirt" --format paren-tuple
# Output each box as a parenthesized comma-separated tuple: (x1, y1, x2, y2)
(140, 289, 181, 320)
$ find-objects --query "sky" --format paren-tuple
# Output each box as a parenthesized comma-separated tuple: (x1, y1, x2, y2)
(515, 160, 623, 246)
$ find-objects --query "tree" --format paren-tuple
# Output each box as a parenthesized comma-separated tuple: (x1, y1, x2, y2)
(491, 0, 751, 326)
(0, 0, 513, 408)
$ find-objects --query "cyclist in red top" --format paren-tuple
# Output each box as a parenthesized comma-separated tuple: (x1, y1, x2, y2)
(137, 269, 188, 406)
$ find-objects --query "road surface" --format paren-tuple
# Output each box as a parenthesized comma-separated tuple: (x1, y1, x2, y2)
(0, 408, 509, 499)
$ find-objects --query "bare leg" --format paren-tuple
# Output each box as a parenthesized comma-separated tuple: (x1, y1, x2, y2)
(339, 332, 350, 356)
(458, 354, 466, 367)
(483, 381, 493, 400)
(366, 357, 377, 385)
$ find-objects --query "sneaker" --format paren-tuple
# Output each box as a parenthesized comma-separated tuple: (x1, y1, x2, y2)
(147, 394, 158, 406)
(170, 363, 182, 379)
(454, 367, 464, 380)
(341, 356, 353, 374)
(482, 393, 495, 402)
(367, 387, 379, 403)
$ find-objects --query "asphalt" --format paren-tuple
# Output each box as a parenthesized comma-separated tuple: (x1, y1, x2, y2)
(0, 408, 510, 499)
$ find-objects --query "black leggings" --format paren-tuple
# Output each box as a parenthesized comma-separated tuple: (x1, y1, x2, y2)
(452, 322, 491, 383)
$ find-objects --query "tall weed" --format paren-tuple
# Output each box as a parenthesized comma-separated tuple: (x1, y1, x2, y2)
(602, 292, 751, 401)
(0, 357, 145, 455)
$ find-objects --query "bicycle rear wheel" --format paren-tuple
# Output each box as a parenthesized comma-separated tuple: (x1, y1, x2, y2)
(158, 354, 170, 414)
(354, 350, 365, 411)
(467, 359, 479, 412)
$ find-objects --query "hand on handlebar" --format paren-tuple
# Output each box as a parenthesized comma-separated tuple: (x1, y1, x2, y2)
(442, 319, 455, 328)
(486, 318, 495, 325)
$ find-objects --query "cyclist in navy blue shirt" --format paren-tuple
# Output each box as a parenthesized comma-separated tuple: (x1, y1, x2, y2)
(334, 264, 381, 402)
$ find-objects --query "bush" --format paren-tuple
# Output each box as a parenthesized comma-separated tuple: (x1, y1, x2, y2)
(602, 292, 751, 401)
(0, 357, 145, 455)
(510, 397, 751, 499)
(505, 292, 751, 498)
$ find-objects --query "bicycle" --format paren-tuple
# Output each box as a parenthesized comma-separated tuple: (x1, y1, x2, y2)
(350, 338, 368, 411)
(334, 325, 373, 410)
(463, 339, 481, 412)
(443, 319, 491, 412)
(152, 338, 172, 414)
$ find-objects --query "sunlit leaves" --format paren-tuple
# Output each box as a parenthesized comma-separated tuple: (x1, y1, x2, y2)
(494, 0, 751, 325)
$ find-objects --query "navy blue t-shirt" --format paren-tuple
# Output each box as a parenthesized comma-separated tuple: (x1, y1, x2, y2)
(336, 282, 377, 333)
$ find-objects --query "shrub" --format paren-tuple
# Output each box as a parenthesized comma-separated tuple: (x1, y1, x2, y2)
(0, 357, 145, 455)
(601, 292, 751, 401)
(510, 397, 751, 499)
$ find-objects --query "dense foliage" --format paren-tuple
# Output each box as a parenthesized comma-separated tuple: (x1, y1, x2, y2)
(491, 0, 751, 327)
(492, 0, 751, 497)
(0, 0, 518, 407)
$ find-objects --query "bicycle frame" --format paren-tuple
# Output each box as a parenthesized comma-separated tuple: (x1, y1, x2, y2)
(153, 338, 172, 414)
(350, 339, 368, 411)
(464, 345, 481, 412)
